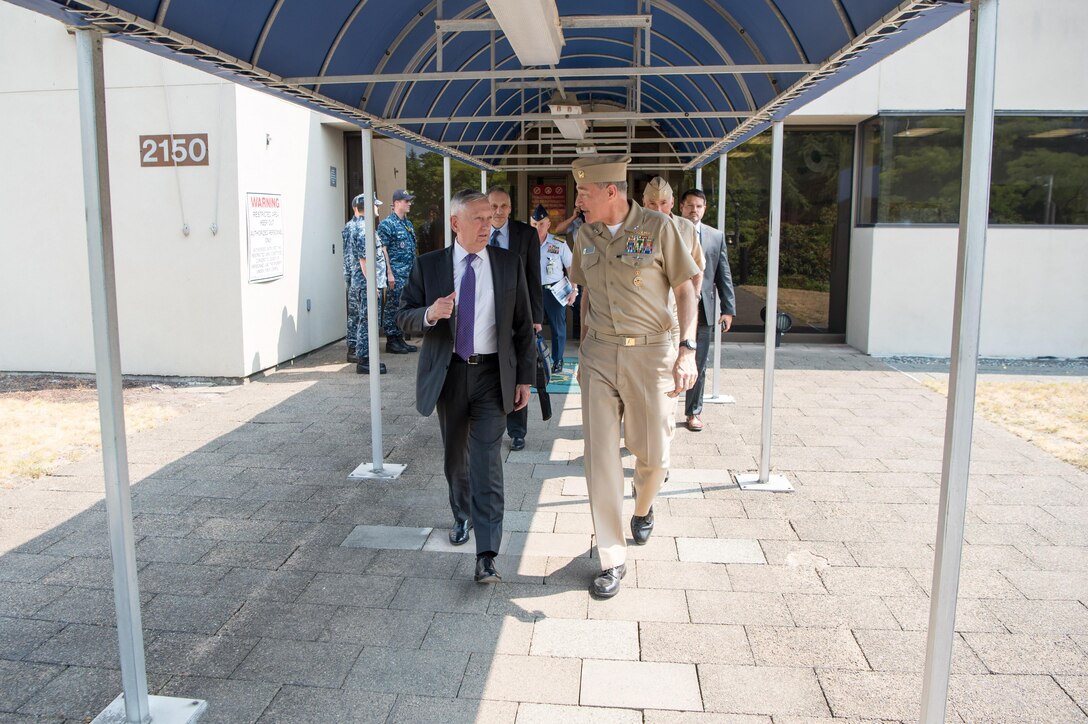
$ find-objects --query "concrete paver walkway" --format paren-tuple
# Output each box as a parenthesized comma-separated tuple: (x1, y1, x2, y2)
(1, 343, 1086, 722)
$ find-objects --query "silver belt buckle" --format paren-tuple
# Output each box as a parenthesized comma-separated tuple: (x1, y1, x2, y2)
(467, 355, 479, 365)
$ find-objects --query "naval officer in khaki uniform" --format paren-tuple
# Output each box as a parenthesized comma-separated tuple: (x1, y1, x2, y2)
(570, 155, 701, 598)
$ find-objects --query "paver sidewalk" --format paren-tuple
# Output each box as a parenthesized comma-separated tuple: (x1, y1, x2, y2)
(1, 343, 1086, 722)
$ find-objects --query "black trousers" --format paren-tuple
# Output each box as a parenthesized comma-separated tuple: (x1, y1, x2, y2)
(437, 357, 506, 556)
(684, 308, 714, 418)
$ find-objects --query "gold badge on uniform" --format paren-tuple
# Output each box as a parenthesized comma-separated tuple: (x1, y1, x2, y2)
(633, 271, 643, 288)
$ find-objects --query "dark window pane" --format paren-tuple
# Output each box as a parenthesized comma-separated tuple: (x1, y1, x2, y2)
(858, 115, 964, 224)
(990, 116, 1088, 225)
(858, 114, 1088, 226)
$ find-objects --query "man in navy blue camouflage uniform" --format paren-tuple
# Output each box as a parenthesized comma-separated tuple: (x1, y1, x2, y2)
(377, 188, 419, 355)
(343, 193, 391, 374)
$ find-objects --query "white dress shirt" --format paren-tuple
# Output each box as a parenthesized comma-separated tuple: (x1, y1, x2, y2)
(489, 221, 510, 251)
(453, 242, 497, 354)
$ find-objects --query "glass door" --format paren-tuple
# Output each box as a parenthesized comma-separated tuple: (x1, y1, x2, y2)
(726, 128, 855, 335)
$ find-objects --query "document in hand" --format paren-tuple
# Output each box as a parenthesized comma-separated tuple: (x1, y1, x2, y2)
(548, 277, 574, 304)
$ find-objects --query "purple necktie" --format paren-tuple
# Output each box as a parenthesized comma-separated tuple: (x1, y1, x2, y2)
(455, 253, 477, 361)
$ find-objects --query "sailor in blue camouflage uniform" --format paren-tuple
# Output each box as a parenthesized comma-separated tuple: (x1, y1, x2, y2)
(377, 188, 419, 354)
(343, 193, 391, 375)
(342, 195, 370, 362)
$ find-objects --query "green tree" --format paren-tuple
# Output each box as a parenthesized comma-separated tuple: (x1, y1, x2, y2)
(405, 146, 509, 253)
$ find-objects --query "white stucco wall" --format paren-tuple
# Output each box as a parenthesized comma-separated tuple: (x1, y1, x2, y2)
(0, 3, 244, 377)
(844, 227, 874, 353)
(851, 227, 1088, 358)
(796, 0, 1088, 118)
(1, 1, 351, 377)
(373, 137, 407, 206)
(801, 0, 1088, 358)
(233, 89, 347, 376)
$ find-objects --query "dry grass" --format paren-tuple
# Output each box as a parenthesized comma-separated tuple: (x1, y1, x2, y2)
(922, 378, 1088, 470)
(0, 376, 216, 482)
(739, 285, 829, 328)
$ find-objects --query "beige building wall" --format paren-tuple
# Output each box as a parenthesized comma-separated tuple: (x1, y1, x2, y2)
(0, 1, 352, 377)
(794, 0, 1088, 358)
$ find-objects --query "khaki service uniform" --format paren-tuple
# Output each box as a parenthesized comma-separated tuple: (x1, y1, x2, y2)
(571, 200, 701, 569)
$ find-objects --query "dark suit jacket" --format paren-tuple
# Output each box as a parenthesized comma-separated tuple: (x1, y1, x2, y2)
(507, 220, 543, 326)
(697, 223, 737, 322)
(396, 244, 536, 417)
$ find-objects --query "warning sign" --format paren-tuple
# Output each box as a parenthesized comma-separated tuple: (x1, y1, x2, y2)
(246, 192, 284, 283)
(530, 183, 567, 226)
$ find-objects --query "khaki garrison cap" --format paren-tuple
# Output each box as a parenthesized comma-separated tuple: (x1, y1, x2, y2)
(643, 176, 674, 201)
(571, 154, 630, 183)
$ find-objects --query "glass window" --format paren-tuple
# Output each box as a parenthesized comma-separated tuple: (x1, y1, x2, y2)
(991, 116, 1088, 225)
(858, 114, 1088, 226)
(858, 115, 964, 224)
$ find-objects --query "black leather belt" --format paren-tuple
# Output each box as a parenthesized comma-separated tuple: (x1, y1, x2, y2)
(453, 353, 498, 365)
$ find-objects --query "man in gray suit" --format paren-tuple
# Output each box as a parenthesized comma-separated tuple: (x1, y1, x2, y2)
(397, 189, 535, 583)
(679, 189, 736, 432)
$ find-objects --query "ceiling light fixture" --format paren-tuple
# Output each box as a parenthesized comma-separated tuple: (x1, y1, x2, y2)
(486, 0, 564, 66)
(549, 100, 587, 140)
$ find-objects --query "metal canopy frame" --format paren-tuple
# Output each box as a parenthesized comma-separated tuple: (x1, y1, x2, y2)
(11, 0, 968, 170)
(10, 0, 1000, 722)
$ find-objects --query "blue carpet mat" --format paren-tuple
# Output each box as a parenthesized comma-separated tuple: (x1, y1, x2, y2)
(531, 358, 580, 394)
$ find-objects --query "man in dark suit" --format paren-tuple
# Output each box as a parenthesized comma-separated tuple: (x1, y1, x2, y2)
(679, 188, 737, 432)
(397, 189, 535, 583)
(486, 186, 543, 452)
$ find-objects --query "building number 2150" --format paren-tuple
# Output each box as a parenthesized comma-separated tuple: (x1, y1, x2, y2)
(139, 133, 209, 167)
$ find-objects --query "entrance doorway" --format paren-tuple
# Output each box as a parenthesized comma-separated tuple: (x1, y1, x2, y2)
(726, 128, 854, 339)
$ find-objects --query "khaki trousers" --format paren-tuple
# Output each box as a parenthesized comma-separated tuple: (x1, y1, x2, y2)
(580, 333, 676, 569)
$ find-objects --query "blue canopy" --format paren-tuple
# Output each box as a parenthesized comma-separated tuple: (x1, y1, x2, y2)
(11, 0, 967, 168)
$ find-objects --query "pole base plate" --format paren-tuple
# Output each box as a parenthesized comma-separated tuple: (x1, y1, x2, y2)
(735, 472, 794, 493)
(348, 462, 407, 480)
(93, 694, 207, 724)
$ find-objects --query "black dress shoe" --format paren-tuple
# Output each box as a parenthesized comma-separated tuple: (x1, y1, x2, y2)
(590, 563, 626, 598)
(511, 437, 526, 451)
(403, 340, 419, 352)
(386, 337, 412, 354)
(449, 519, 472, 546)
(474, 555, 501, 583)
(631, 507, 654, 545)
(356, 359, 387, 375)
(551, 359, 563, 374)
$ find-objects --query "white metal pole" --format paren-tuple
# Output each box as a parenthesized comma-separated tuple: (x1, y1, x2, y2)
(480, 169, 487, 193)
(443, 155, 452, 247)
(706, 153, 731, 403)
(362, 127, 383, 471)
(348, 128, 405, 481)
(695, 166, 703, 189)
(920, 1, 999, 720)
(75, 29, 212, 724)
(736, 122, 791, 492)
(75, 29, 152, 724)
(759, 123, 783, 480)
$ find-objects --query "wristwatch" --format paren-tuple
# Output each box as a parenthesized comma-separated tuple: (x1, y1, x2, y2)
(679, 339, 697, 351)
